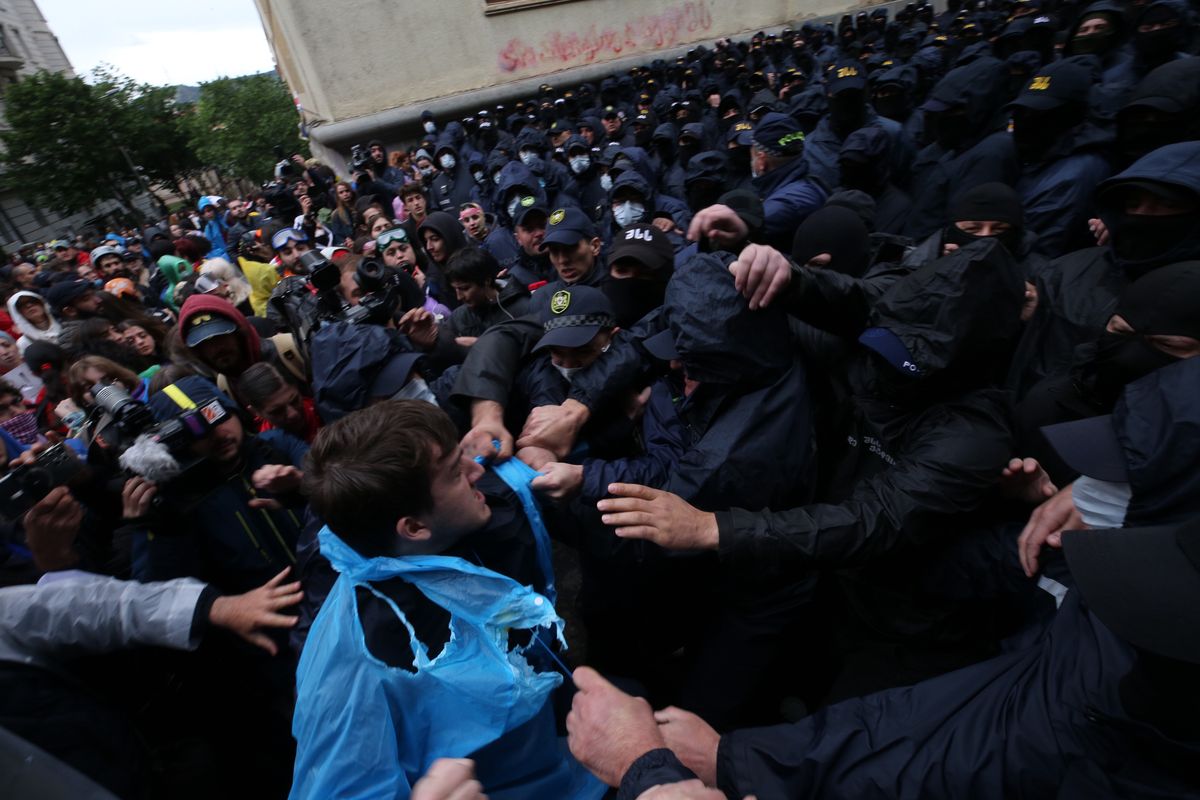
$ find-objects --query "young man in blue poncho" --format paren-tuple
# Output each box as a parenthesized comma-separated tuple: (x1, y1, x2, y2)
(290, 399, 602, 799)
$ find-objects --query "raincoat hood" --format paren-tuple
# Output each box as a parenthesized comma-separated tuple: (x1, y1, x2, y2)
(178, 293, 261, 365)
(417, 211, 471, 257)
(6, 290, 61, 345)
(664, 252, 791, 385)
(862, 238, 1025, 379)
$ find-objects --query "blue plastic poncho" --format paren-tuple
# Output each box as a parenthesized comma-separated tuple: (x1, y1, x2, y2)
(290, 466, 603, 799)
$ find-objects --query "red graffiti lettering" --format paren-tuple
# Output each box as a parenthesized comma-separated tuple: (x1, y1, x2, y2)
(497, 0, 714, 72)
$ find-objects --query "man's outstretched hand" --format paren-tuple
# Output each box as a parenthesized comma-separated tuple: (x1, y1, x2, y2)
(208, 567, 303, 656)
(597, 484, 719, 550)
(567, 666, 665, 787)
(462, 400, 513, 463)
(686, 204, 749, 249)
(999, 457, 1057, 505)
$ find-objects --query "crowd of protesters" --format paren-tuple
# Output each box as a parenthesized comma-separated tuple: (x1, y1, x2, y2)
(1, 0, 1199, 797)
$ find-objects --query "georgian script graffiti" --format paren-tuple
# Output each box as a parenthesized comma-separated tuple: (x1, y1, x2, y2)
(498, 1, 713, 72)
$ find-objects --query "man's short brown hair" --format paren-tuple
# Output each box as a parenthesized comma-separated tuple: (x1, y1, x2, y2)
(303, 400, 459, 555)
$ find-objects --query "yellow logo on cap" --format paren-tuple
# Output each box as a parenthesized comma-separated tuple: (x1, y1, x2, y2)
(550, 290, 571, 314)
(521, 196, 535, 207)
(836, 66, 860, 79)
(190, 314, 213, 326)
(734, 121, 753, 132)
(1030, 76, 1052, 90)
(549, 209, 566, 225)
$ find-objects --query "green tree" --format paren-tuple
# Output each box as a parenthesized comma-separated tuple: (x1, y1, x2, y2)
(185, 73, 307, 184)
(0, 68, 198, 218)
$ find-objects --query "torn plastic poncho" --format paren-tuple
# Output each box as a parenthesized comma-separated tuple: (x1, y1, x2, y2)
(290, 460, 603, 800)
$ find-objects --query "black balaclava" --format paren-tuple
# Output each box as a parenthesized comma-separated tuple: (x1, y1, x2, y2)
(1012, 102, 1086, 164)
(931, 109, 972, 151)
(685, 179, 724, 214)
(829, 89, 868, 136)
(604, 277, 668, 329)
(944, 182, 1024, 254)
(1102, 183, 1200, 277)
(1134, 5, 1186, 68)
(1076, 260, 1200, 406)
(1068, 12, 1121, 56)
(838, 154, 884, 195)
(791, 205, 871, 277)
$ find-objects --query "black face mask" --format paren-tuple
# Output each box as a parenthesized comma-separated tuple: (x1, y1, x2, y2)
(943, 222, 1022, 256)
(933, 112, 971, 151)
(677, 143, 700, 167)
(1078, 331, 1180, 407)
(872, 94, 909, 121)
(727, 146, 751, 175)
(1071, 31, 1115, 55)
(603, 277, 667, 328)
(839, 159, 882, 194)
(829, 93, 867, 135)
(1111, 212, 1199, 275)
(685, 182, 724, 213)
(1135, 26, 1183, 65)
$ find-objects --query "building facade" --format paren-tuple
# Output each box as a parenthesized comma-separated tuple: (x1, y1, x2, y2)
(254, 0, 894, 167)
(0, 0, 149, 254)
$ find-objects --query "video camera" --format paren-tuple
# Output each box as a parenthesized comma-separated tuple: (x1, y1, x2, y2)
(350, 143, 373, 174)
(90, 382, 227, 484)
(0, 444, 85, 520)
(270, 249, 424, 370)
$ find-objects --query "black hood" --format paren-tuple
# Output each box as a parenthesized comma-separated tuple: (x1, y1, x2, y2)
(417, 211, 470, 256)
(664, 252, 791, 386)
(863, 238, 1025, 379)
(924, 56, 1012, 145)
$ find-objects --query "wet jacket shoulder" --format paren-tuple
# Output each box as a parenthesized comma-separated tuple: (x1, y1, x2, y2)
(752, 156, 829, 251)
(716, 590, 1200, 800)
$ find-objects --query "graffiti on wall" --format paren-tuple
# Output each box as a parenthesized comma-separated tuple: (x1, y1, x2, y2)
(498, 1, 713, 72)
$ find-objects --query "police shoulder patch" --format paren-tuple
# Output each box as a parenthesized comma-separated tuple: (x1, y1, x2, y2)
(550, 290, 570, 314)
(549, 209, 566, 225)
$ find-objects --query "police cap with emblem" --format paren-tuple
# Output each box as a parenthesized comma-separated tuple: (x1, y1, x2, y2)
(607, 224, 674, 275)
(827, 60, 868, 94)
(533, 285, 615, 351)
(539, 206, 598, 249)
(1008, 58, 1091, 112)
(512, 195, 549, 228)
(752, 112, 806, 156)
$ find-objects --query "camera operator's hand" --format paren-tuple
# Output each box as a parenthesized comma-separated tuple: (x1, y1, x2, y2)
(208, 567, 302, 656)
(122, 477, 158, 520)
(7, 432, 63, 471)
(399, 307, 439, 351)
(299, 194, 313, 215)
(23, 486, 82, 572)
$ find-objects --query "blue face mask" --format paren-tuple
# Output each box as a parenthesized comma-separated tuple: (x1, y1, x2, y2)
(473, 170, 486, 183)
(569, 156, 591, 174)
(439, 154, 456, 170)
(613, 201, 645, 227)
(519, 150, 539, 167)
(493, 171, 503, 185)
(600, 173, 613, 192)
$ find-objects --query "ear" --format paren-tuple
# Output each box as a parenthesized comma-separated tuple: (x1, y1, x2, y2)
(589, 237, 602, 258)
(396, 515, 433, 544)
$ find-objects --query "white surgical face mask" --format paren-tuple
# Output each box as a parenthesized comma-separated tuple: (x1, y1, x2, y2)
(473, 170, 485, 183)
(493, 172, 503, 185)
(439, 154, 456, 170)
(553, 363, 582, 383)
(569, 156, 591, 174)
(395, 376, 438, 406)
(600, 173, 613, 192)
(507, 197, 521, 219)
(419, 166, 434, 178)
(519, 150, 538, 167)
(423, 121, 436, 134)
(613, 201, 645, 227)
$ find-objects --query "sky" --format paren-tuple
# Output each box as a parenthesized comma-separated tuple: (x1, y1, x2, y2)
(37, 0, 276, 87)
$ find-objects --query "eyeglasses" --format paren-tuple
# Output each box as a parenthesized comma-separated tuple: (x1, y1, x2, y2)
(271, 228, 309, 250)
(376, 228, 409, 248)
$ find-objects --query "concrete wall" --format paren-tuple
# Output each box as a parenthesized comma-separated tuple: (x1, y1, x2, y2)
(256, 0, 893, 163)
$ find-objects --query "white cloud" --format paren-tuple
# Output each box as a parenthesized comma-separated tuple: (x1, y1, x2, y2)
(37, 0, 276, 85)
